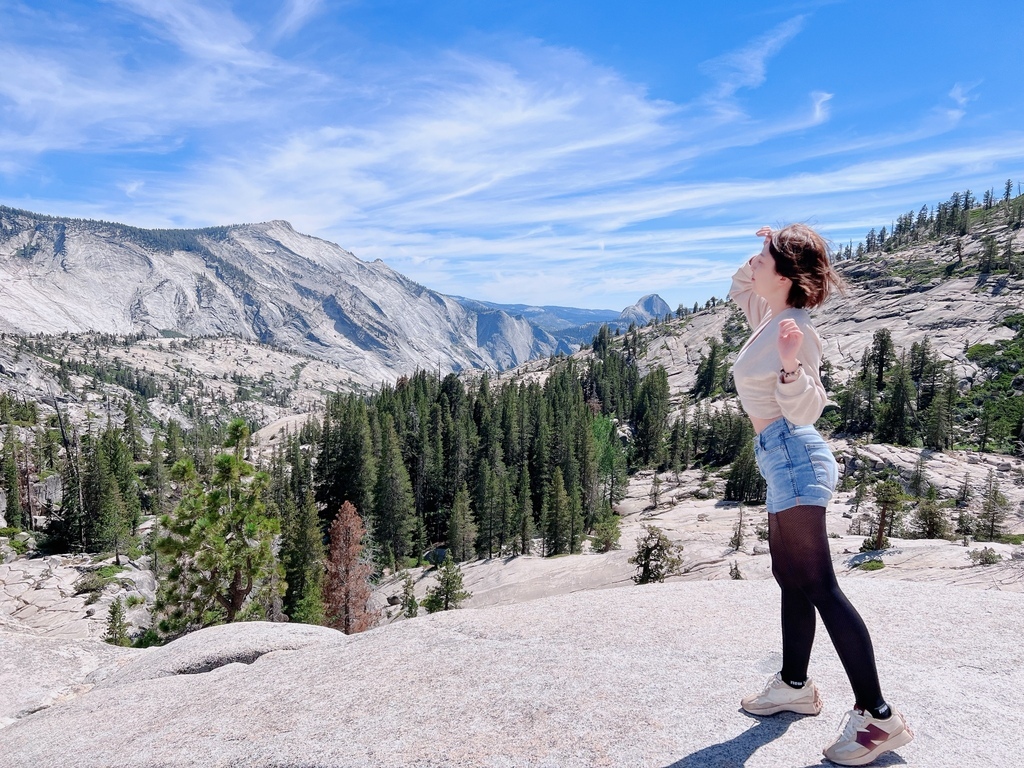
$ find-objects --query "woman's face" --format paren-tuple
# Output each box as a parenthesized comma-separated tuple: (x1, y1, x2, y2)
(750, 239, 790, 300)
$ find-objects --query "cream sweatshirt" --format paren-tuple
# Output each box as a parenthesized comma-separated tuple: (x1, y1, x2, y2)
(728, 259, 831, 426)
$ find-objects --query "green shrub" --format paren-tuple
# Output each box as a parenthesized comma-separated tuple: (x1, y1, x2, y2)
(95, 565, 124, 579)
(860, 536, 890, 553)
(969, 547, 1003, 566)
(8, 539, 27, 555)
(858, 559, 885, 571)
(125, 595, 146, 608)
(0, 527, 22, 537)
(591, 515, 621, 553)
(133, 628, 162, 648)
(74, 566, 124, 596)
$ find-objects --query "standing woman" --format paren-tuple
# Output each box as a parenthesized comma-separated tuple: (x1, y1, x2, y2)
(729, 224, 913, 766)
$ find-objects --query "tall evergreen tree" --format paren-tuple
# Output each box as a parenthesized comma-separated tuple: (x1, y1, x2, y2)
(923, 365, 957, 450)
(509, 463, 536, 556)
(870, 329, 895, 392)
(977, 469, 1009, 541)
(724, 441, 767, 504)
(372, 414, 414, 567)
(281, 492, 327, 624)
(875, 354, 917, 445)
(104, 596, 130, 647)
(446, 483, 477, 562)
(872, 480, 903, 551)
(324, 501, 376, 634)
(315, 395, 376, 531)
(2, 423, 24, 529)
(912, 485, 949, 539)
(633, 366, 670, 466)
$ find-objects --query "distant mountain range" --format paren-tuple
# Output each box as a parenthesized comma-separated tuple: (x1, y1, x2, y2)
(0, 206, 668, 385)
(454, 294, 673, 350)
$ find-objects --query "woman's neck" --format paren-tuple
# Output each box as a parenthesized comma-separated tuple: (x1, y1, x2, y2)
(767, 296, 791, 318)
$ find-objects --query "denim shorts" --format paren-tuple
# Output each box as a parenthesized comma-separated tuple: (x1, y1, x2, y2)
(752, 418, 839, 513)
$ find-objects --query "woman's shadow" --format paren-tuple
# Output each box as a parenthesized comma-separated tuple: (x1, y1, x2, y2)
(661, 711, 907, 768)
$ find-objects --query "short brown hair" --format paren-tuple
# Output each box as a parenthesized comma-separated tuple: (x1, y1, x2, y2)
(768, 224, 845, 309)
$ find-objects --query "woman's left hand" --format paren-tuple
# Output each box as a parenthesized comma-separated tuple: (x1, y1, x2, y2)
(778, 318, 803, 368)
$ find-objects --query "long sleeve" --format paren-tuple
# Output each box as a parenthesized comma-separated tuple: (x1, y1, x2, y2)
(729, 258, 771, 330)
(774, 321, 830, 425)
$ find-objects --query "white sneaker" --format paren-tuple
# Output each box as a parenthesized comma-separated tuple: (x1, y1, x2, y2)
(740, 672, 823, 716)
(822, 706, 914, 766)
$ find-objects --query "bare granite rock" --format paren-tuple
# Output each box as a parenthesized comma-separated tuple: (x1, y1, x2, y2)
(1, 580, 1021, 767)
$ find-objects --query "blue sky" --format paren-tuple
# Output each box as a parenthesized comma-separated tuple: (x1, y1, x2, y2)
(2, 1, 1023, 311)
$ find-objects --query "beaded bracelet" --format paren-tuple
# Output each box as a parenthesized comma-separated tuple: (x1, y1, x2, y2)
(779, 363, 803, 382)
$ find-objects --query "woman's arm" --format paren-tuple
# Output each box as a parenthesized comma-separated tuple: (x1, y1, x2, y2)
(775, 322, 830, 426)
(729, 257, 771, 329)
(729, 228, 773, 329)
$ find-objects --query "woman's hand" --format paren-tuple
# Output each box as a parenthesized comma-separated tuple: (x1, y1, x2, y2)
(777, 318, 803, 371)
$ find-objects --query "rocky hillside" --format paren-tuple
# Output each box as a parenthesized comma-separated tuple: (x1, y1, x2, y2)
(0, 208, 572, 384)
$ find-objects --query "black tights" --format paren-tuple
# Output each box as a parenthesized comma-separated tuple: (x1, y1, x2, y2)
(768, 505, 885, 712)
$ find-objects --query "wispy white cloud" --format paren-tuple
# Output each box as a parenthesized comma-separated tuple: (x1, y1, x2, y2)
(0, 3, 323, 170)
(949, 81, 979, 108)
(271, 0, 326, 42)
(105, 0, 264, 66)
(698, 15, 806, 101)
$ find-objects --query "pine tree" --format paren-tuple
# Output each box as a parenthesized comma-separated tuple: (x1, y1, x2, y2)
(633, 366, 670, 466)
(105, 596, 130, 647)
(155, 423, 283, 638)
(401, 571, 418, 618)
(2, 423, 23, 529)
(122, 400, 144, 462)
(977, 469, 1009, 541)
(923, 365, 957, 450)
(912, 485, 949, 539)
(629, 524, 684, 584)
(870, 329, 895, 392)
(372, 414, 414, 566)
(692, 339, 724, 399)
(724, 441, 767, 503)
(508, 464, 536, 556)
(324, 501, 376, 634)
(545, 467, 577, 555)
(875, 354, 917, 446)
(446, 483, 477, 562)
(281, 492, 326, 624)
(422, 552, 471, 612)
(315, 395, 376, 531)
(871, 480, 903, 551)
(145, 434, 168, 518)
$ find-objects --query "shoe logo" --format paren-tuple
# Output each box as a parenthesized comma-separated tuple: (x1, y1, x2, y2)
(855, 724, 888, 748)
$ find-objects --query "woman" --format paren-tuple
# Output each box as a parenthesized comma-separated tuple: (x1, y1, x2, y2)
(729, 224, 913, 766)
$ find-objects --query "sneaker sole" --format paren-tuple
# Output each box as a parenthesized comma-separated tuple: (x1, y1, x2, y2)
(741, 687, 823, 716)
(824, 721, 915, 766)
(741, 700, 822, 716)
